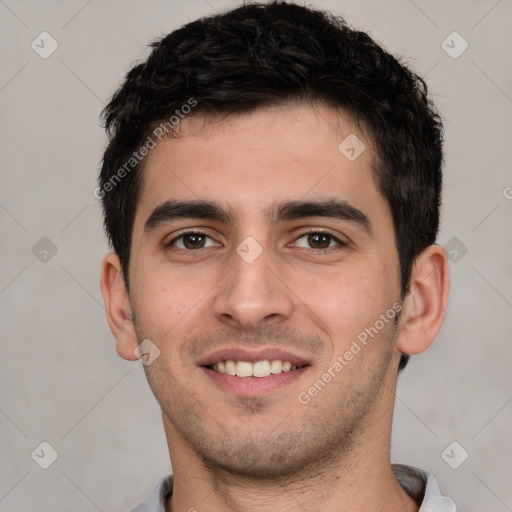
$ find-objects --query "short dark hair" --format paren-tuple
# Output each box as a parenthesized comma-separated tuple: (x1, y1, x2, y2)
(99, 1, 444, 371)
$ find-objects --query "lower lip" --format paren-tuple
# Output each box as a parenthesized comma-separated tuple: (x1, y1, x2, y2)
(200, 366, 309, 397)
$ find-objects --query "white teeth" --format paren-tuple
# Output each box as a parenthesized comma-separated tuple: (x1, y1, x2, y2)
(225, 360, 236, 376)
(211, 359, 302, 377)
(253, 360, 271, 378)
(236, 361, 253, 377)
(270, 360, 283, 374)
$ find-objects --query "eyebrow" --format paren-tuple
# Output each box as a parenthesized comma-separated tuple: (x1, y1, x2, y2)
(144, 199, 373, 236)
(269, 200, 373, 236)
(144, 200, 234, 232)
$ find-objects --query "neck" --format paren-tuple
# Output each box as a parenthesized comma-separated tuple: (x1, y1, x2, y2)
(167, 444, 417, 512)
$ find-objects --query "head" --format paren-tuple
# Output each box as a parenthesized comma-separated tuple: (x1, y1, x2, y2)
(99, 1, 448, 480)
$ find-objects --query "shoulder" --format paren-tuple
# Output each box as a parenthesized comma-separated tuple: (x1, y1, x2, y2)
(129, 474, 174, 512)
(392, 464, 456, 511)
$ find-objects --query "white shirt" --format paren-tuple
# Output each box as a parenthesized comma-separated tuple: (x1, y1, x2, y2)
(130, 464, 456, 511)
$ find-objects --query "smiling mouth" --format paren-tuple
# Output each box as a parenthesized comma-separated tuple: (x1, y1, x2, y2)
(206, 359, 309, 378)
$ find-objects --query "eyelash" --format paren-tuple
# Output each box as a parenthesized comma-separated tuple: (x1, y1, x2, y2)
(165, 229, 347, 253)
(294, 229, 348, 252)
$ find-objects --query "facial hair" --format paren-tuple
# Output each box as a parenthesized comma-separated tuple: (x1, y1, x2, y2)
(136, 320, 398, 482)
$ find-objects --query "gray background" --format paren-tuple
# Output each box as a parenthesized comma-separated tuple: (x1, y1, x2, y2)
(1, 0, 511, 510)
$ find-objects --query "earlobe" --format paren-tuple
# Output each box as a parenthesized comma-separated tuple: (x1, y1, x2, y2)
(396, 244, 450, 356)
(100, 252, 139, 361)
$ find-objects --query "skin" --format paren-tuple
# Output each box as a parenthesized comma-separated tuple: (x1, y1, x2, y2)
(101, 102, 449, 512)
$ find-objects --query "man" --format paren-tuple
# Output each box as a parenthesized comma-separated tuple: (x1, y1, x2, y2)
(98, 2, 454, 510)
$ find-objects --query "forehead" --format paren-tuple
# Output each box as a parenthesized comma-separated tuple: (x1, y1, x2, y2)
(134, 103, 388, 229)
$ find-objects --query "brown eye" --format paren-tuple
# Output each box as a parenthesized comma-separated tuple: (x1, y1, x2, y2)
(293, 231, 344, 251)
(167, 232, 218, 250)
(307, 233, 332, 249)
(182, 233, 206, 249)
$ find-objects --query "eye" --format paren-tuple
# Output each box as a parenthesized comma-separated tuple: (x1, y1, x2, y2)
(167, 231, 218, 250)
(293, 231, 346, 251)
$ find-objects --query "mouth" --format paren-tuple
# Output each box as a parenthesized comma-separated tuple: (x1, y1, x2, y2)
(198, 348, 311, 397)
(206, 359, 308, 378)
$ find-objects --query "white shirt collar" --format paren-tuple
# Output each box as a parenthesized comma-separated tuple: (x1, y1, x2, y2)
(130, 465, 456, 511)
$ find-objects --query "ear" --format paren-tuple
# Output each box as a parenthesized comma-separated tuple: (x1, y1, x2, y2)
(396, 244, 450, 356)
(100, 252, 138, 361)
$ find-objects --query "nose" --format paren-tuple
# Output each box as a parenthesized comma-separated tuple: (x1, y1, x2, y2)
(212, 241, 295, 330)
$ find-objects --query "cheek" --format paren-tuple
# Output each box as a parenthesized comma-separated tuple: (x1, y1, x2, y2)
(302, 266, 379, 327)
(299, 264, 398, 363)
(130, 268, 211, 342)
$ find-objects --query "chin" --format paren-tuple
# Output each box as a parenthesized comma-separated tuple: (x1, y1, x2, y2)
(192, 427, 355, 482)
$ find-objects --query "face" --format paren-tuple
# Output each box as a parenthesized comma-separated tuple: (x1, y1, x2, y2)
(127, 103, 403, 478)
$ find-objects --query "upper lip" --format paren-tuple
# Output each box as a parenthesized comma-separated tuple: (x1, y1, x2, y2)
(197, 347, 311, 367)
